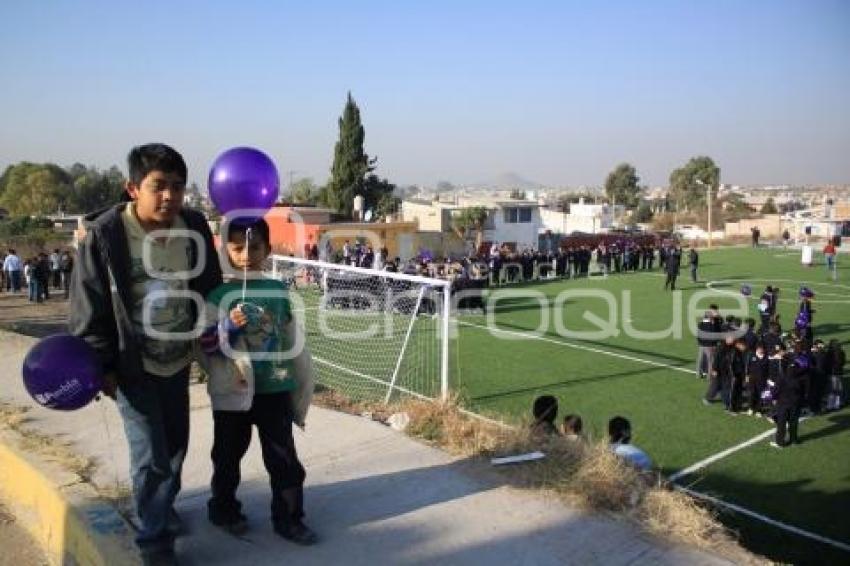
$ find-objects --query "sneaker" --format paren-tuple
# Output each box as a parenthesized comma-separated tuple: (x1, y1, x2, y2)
(702, 399, 711, 406)
(769, 441, 784, 449)
(746, 409, 754, 416)
(274, 520, 318, 546)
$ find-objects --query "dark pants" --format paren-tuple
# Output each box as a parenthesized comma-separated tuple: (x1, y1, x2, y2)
(8, 270, 21, 292)
(748, 379, 765, 413)
(775, 404, 800, 446)
(664, 272, 678, 290)
(62, 270, 71, 299)
(705, 373, 724, 402)
(690, 265, 698, 282)
(210, 392, 306, 526)
(51, 269, 60, 289)
(729, 376, 743, 412)
(37, 277, 49, 300)
(116, 367, 190, 553)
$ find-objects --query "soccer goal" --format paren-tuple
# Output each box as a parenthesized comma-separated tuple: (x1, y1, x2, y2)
(268, 255, 452, 403)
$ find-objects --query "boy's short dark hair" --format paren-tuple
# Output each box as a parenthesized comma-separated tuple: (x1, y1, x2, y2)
(532, 395, 558, 424)
(563, 414, 582, 435)
(227, 217, 270, 248)
(127, 143, 188, 187)
(608, 416, 631, 443)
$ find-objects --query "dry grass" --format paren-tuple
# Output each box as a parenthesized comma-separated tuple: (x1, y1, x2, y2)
(0, 402, 30, 429)
(0, 401, 95, 481)
(317, 393, 757, 561)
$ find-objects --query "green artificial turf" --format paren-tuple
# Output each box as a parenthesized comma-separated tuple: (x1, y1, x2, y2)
(451, 246, 850, 563)
(289, 246, 850, 563)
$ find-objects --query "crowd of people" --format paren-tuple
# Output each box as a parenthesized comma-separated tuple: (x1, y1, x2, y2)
(1, 248, 74, 301)
(696, 286, 846, 448)
(309, 237, 697, 293)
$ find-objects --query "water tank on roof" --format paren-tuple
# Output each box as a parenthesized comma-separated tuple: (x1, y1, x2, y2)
(353, 195, 365, 220)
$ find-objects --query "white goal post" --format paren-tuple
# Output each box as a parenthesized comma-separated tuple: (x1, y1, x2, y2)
(267, 255, 452, 402)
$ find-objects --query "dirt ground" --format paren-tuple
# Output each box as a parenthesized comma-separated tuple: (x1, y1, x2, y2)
(0, 289, 69, 338)
(0, 291, 63, 564)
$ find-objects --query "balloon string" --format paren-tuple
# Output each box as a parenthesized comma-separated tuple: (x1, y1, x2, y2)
(242, 227, 252, 302)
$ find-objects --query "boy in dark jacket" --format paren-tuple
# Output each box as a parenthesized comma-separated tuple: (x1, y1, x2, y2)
(746, 343, 769, 415)
(771, 351, 808, 448)
(68, 144, 222, 562)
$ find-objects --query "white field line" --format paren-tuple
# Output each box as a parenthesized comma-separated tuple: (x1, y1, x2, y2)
(669, 416, 812, 483)
(458, 320, 694, 375)
(459, 319, 850, 549)
(674, 485, 850, 553)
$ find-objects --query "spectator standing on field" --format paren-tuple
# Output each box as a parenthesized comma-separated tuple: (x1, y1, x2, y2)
(688, 247, 699, 283)
(664, 246, 681, 291)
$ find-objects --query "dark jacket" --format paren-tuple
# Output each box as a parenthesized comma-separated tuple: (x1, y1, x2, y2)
(747, 354, 768, 386)
(665, 250, 681, 275)
(696, 317, 719, 347)
(67, 204, 222, 383)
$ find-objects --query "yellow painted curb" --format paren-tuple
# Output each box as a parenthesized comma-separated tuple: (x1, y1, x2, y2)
(0, 430, 140, 565)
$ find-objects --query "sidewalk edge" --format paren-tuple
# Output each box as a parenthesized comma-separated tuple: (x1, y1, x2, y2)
(0, 429, 140, 566)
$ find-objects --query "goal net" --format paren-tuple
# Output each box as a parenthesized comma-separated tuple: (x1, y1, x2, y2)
(267, 255, 452, 403)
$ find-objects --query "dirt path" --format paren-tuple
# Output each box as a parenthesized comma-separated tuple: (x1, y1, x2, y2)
(0, 291, 69, 338)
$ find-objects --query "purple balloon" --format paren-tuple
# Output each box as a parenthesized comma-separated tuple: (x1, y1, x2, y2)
(22, 334, 103, 411)
(208, 147, 280, 218)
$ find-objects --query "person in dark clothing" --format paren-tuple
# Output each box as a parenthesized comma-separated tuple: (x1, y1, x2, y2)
(730, 339, 748, 413)
(35, 252, 51, 301)
(664, 247, 681, 291)
(688, 247, 699, 283)
(742, 318, 759, 352)
(68, 143, 223, 563)
(809, 340, 831, 414)
(762, 322, 782, 354)
(695, 310, 720, 379)
(746, 343, 769, 415)
(771, 351, 808, 448)
(758, 286, 773, 332)
(705, 334, 736, 406)
(59, 250, 74, 299)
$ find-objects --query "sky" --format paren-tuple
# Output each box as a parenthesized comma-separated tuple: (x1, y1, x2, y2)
(1, 0, 848, 189)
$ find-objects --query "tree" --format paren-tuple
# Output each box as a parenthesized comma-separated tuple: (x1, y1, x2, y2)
(604, 163, 641, 208)
(633, 202, 654, 223)
(325, 92, 374, 217)
(362, 174, 396, 214)
(668, 156, 720, 211)
(375, 192, 401, 219)
(450, 206, 489, 251)
(67, 165, 125, 213)
(760, 197, 778, 214)
(0, 163, 71, 216)
(289, 178, 322, 205)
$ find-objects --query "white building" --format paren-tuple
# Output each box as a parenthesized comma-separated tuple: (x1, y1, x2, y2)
(402, 196, 543, 250)
(539, 198, 625, 235)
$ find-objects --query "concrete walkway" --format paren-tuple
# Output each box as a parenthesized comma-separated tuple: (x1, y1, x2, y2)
(0, 330, 733, 565)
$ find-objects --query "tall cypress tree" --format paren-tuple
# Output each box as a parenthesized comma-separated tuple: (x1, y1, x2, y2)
(325, 92, 373, 217)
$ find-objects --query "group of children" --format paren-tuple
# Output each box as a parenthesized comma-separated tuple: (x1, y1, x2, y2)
(68, 144, 315, 565)
(529, 395, 653, 472)
(698, 288, 846, 448)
